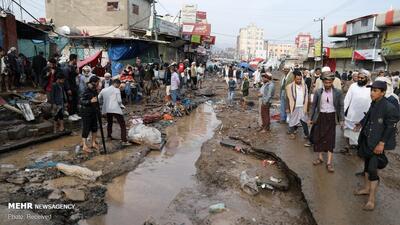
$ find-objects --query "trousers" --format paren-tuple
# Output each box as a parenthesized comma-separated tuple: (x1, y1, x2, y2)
(106, 113, 127, 142)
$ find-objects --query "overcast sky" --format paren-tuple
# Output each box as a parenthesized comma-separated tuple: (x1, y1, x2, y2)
(12, 0, 400, 48)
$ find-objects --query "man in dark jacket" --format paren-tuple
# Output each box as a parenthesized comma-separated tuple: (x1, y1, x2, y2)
(63, 54, 80, 121)
(32, 52, 47, 86)
(354, 80, 400, 211)
(80, 76, 100, 153)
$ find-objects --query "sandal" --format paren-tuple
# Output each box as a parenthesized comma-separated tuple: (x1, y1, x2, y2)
(326, 163, 335, 172)
(313, 158, 324, 165)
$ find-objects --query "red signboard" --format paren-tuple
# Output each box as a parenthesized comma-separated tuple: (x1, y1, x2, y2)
(201, 35, 216, 45)
(196, 11, 207, 23)
(182, 23, 211, 36)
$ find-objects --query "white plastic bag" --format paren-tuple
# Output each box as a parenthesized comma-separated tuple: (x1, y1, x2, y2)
(128, 124, 162, 146)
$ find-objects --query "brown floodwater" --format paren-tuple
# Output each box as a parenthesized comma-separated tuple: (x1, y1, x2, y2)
(80, 104, 220, 225)
(0, 135, 80, 169)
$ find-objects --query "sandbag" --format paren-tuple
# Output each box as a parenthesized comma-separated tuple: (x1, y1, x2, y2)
(128, 124, 162, 146)
(56, 163, 102, 181)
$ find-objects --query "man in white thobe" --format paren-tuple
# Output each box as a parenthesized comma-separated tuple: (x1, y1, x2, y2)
(343, 69, 371, 151)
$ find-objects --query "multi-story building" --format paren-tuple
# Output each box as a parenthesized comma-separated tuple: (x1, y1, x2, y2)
(45, 0, 153, 37)
(329, 14, 385, 72)
(376, 9, 400, 71)
(237, 24, 265, 60)
(265, 41, 296, 59)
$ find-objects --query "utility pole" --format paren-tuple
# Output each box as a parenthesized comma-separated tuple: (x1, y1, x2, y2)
(152, 0, 158, 40)
(314, 17, 325, 67)
(18, 0, 22, 20)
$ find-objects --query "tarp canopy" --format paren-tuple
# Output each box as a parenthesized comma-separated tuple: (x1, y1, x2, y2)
(239, 62, 249, 68)
(77, 50, 102, 69)
(108, 42, 150, 61)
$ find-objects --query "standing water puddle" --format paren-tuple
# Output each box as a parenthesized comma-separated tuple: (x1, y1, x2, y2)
(81, 104, 220, 225)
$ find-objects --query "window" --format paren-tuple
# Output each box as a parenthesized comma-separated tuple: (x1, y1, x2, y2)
(132, 4, 139, 15)
(361, 19, 368, 27)
(107, 1, 119, 11)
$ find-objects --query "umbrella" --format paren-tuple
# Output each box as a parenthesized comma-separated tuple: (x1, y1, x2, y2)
(239, 62, 249, 68)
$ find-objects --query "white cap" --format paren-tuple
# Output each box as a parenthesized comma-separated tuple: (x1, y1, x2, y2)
(359, 68, 371, 77)
(322, 66, 331, 73)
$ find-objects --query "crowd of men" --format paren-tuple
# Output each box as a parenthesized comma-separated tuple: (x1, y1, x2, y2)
(221, 61, 400, 211)
(253, 65, 400, 211)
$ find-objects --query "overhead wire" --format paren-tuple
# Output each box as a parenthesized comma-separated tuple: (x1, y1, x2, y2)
(271, 0, 356, 40)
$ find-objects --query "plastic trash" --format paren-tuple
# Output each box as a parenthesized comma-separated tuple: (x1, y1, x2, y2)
(0, 164, 15, 169)
(209, 203, 226, 213)
(56, 163, 102, 181)
(128, 124, 162, 146)
(27, 161, 57, 169)
(259, 182, 274, 190)
(262, 160, 276, 167)
(75, 145, 81, 154)
(240, 171, 259, 195)
(270, 176, 282, 183)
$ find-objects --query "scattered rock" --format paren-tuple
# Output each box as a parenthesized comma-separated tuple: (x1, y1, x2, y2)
(6, 176, 27, 184)
(69, 213, 81, 221)
(7, 124, 28, 140)
(48, 189, 62, 200)
(62, 188, 86, 202)
(27, 128, 39, 137)
(34, 121, 54, 134)
(0, 130, 8, 143)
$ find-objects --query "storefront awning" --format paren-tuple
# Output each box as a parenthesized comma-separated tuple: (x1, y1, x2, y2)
(376, 9, 400, 27)
(77, 50, 102, 69)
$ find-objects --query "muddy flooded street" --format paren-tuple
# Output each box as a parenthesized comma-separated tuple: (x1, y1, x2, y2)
(81, 104, 220, 225)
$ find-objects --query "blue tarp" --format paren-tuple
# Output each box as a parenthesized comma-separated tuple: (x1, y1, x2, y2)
(108, 42, 150, 61)
(239, 62, 249, 68)
(111, 61, 125, 76)
(108, 42, 151, 76)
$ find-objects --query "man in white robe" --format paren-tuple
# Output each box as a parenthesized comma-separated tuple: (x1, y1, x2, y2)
(343, 69, 372, 151)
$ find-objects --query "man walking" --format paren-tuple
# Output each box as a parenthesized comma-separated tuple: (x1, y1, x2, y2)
(354, 80, 399, 210)
(286, 70, 309, 140)
(98, 79, 130, 146)
(258, 73, 275, 133)
(279, 66, 293, 123)
(342, 69, 371, 152)
(310, 72, 344, 172)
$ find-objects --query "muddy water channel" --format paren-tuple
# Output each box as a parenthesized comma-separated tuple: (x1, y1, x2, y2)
(82, 104, 220, 225)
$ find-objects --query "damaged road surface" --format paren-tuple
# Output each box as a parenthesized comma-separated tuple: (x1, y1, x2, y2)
(80, 104, 221, 224)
